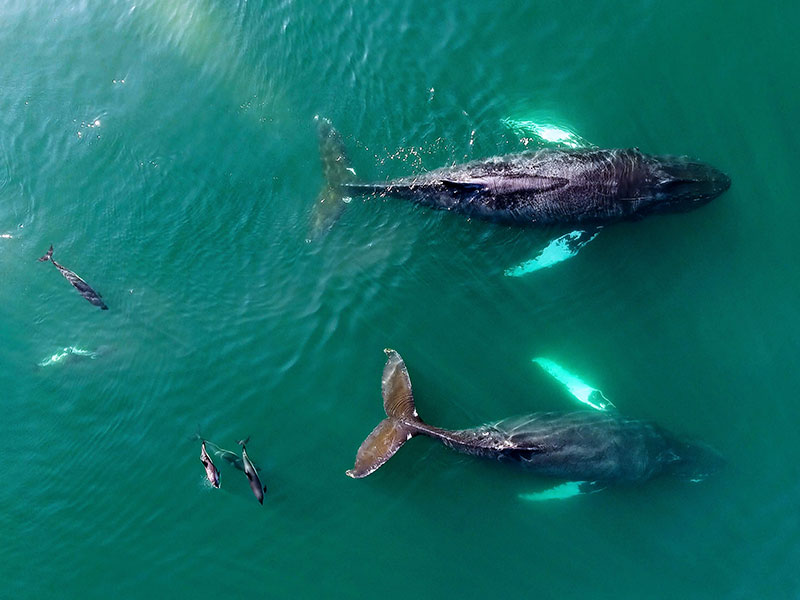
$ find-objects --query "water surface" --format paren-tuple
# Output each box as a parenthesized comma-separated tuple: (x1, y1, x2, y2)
(1, 1, 798, 597)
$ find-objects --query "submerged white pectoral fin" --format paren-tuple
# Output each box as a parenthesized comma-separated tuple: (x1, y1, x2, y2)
(532, 357, 614, 411)
(518, 481, 585, 502)
(500, 118, 593, 149)
(504, 229, 601, 277)
(519, 481, 606, 502)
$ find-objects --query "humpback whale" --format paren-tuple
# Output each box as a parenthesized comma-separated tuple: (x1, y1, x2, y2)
(347, 350, 723, 487)
(314, 118, 730, 235)
(199, 440, 220, 489)
(238, 438, 267, 505)
(38, 245, 108, 309)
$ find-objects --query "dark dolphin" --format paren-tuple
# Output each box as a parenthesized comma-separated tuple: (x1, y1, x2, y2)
(238, 438, 266, 505)
(347, 350, 723, 487)
(39, 245, 108, 309)
(313, 118, 730, 234)
(199, 440, 220, 489)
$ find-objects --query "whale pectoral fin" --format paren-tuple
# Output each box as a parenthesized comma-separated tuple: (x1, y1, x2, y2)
(439, 180, 485, 193)
(518, 481, 606, 502)
(531, 358, 615, 412)
(519, 482, 585, 501)
(504, 227, 602, 277)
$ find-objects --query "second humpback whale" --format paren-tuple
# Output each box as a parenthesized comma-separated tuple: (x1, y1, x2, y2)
(346, 350, 723, 488)
(313, 118, 730, 236)
(38, 245, 108, 309)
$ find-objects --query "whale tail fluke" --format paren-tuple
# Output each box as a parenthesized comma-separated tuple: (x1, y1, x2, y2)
(309, 116, 359, 239)
(38, 245, 54, 262)
(346, 349, 423, 479)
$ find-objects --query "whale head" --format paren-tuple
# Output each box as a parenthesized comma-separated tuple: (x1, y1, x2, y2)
(637, 155, 730, 216)
(662, 438, 726, 482)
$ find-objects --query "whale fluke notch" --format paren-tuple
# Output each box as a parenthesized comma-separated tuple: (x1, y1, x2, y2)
(347, 349, 423, 479)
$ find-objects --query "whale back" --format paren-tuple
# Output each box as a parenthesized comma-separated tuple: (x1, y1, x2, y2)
(359, 149, 651, 225)
(449, 412, 717, 483)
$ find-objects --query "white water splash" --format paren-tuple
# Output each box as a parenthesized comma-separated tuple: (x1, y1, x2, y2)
(501, 117, 592, 149)
(38, 346, 99, 367)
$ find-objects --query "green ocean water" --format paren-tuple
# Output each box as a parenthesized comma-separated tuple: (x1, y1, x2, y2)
(1, 0, 798, 597)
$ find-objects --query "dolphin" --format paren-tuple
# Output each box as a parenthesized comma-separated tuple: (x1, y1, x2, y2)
(312, 118, 730, 240)
(196, 438, 261, 473)
(217, 447, 246, 472)
(38, 245, 108, 309)
(199, 440, 220, 489)
(238, 438, 267, 505)
(346, 350, 723, 488)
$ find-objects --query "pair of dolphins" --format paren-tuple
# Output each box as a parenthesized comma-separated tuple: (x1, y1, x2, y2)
(311, 119, 729, 494)
(199, 437, 267, 505)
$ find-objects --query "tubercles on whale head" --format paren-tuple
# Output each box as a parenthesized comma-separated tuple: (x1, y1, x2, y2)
(642, 155, 731, 215)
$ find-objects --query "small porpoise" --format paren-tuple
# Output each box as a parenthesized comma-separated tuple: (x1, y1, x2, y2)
(200, 440, 220, 488)
(238, 438, 267, 505)
(313, 118, 730, 234)
(38, 245, 108, 309)
(347, 350, 723, 487)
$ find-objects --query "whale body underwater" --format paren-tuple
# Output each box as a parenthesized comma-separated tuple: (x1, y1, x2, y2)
(347, 350, 724, 488)
(312, 118, 730, 235)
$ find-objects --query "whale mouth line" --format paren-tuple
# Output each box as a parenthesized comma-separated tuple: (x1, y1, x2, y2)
(655, 158, 731, 205)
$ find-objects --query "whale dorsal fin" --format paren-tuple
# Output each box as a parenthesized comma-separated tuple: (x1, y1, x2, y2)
(441, 176, 568, 195)
(440, 180, 485, 192)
